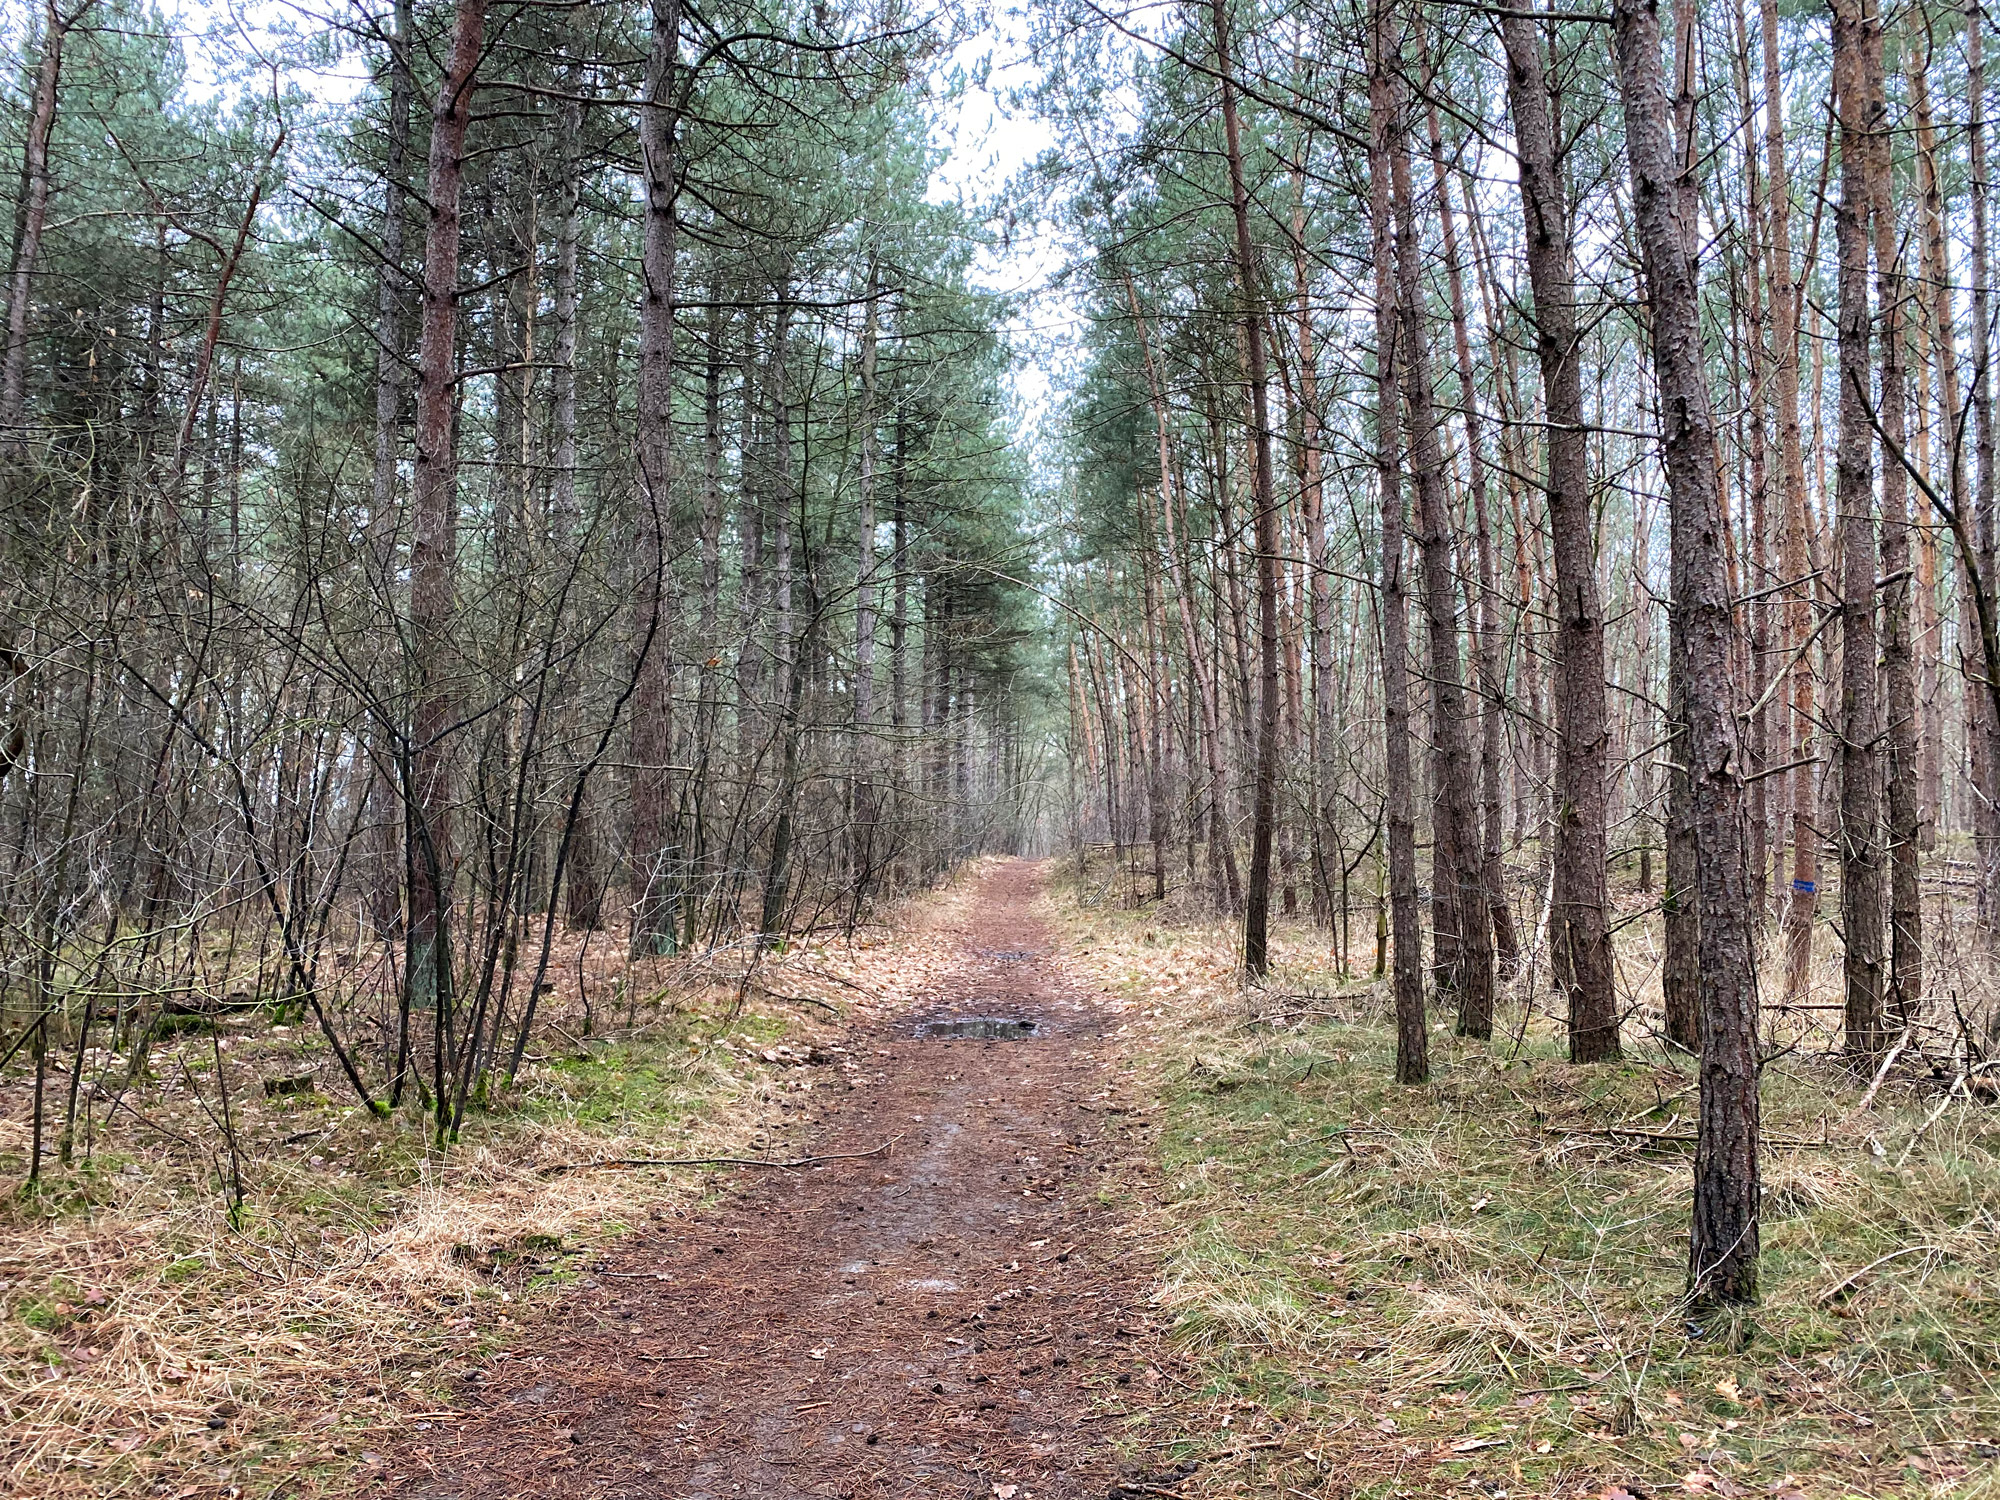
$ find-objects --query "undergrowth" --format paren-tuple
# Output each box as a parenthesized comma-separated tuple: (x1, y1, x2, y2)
(1049, 867, 2000, 1500)
(0, 875, 973, 1500)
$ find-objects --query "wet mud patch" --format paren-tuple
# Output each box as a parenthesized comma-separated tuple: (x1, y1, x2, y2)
(915, 1015, 1039, 1040)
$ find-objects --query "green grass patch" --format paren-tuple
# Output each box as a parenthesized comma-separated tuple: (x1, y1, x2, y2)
(1052, 873, 2000, 1499)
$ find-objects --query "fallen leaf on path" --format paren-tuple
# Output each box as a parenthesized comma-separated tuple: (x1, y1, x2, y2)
(994, 1487, 1018, 1499)
(1451, 1437, 1506, 1453)
(1681, 1474, 1741, 1496)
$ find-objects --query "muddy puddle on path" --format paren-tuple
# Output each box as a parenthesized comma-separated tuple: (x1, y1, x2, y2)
(914, 1016, 1039, 1040)
(386, 861, 1172, 1500)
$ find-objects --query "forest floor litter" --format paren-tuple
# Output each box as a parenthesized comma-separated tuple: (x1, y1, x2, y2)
(8, 857, 2000, 1499)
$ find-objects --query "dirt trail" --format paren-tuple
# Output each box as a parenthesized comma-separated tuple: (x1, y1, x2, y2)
(388, 860, 1168, 1500)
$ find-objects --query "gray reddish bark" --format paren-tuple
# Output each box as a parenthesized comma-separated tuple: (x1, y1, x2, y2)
(1975, 0, 2000, 942)
(1762, 0, 1818, 1003)
(1421, 62, 1519, 980)
(1208, 0, 1281, 978)
(1911, 48, 1954, 850)
(1867, 6, 1921, 1024)
(1609, 0, 1762, 1306)
(554, 58, 603, 935)
(365, 0, 415, 940)
(853, 261, 881, 886)
(0, 0, 80, 449)
(1288, 165, 1337, 923)
(1499, 13, 1620, 1062)
(1388, 38, 1493, 1037)
(1369, 0, 1426, 1085)
(407, 0, 491, 1008)
(1833, 0, 1884, 1060)
(629, 0, 686, 956)
(1658, 0, 1701, 1054)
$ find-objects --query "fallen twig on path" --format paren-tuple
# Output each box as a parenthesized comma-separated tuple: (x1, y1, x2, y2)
(1550, 1125, 1830, 1149)
(1815, 1244, 1944, 1305)
(540, 1139, 897, 1175)
(743, 980, 844, 1015)
(1851, 1024, 1918, 1115)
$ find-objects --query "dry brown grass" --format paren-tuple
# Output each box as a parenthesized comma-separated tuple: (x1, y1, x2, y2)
(0, 870, 988, 1499)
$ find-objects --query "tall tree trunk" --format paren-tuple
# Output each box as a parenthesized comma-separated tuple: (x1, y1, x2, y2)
(1868, 7, 1921, 1026)
(1763, 0, 1819, 1002)
(0, 0, 72, 449)
(1287, 163, 1336, 925)
(629, 0, 685, 955)
(758, 293, 800, 941)
(554, 61, 602, 934)
(1208, 0, 1281, 978)
(1370, 0, 1426, 1084)
(1658, 0, 1703, 1055)
(1611, 0, 1761, 1307)
(365, 0, 415, 939)
(890, 378, 909, 846)
(1912, 38, 1954, 851)
(406, 0, 490, 1014)
(1500, 12, 1621, 1061)
(852, 262, 881, 892)
(1971, 0, 2000, 939)
(1421, 68, 1518, 976)
(1389, 26, 1491, 1035)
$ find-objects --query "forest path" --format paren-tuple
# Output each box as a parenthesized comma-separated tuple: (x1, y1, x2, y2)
(387, 860, 1169, 1500)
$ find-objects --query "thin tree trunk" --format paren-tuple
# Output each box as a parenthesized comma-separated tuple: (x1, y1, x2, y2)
(1500, 12, 1621, 1061)
(853, 261, 880, 891)
(0, 0, 75, 449)
(1393, 114, 1492, 1035)
(1423, 71, 1519, 977)
(1370, 0, 1426, 1084)
(553, 62, 603, 935)
(1209, 0, 1281, 978)
(629, 0, 685, 955)
(1763, 0, 1819, 1002)
(1912, 38, 1953, 851)
(1287, 159, 1336, 926)
(1971, 0, 2000, 939)
(1611, 0, 1761, 1307)
(1865, 3, 1920, 1031)
(1834, 0, 1885, 1061)
(363, 0, 415, 940)
(406, 0, 490, 1015)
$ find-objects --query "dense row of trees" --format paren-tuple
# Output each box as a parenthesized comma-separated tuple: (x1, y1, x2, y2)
(3, 0, 1988, 1321)
(1041, 0, 1999, 1306)
(0, 0, 1049, 1172)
